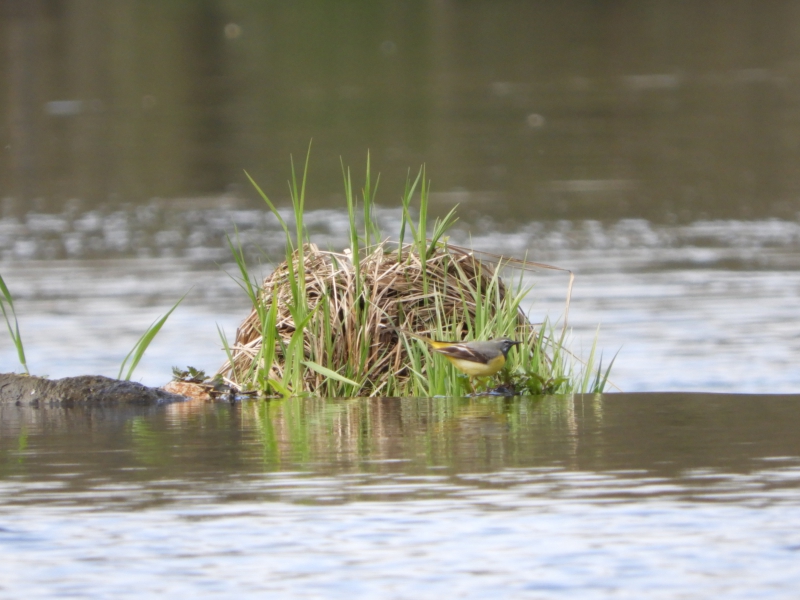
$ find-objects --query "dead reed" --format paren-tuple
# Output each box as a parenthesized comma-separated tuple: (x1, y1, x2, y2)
(215, 149, 613, 397)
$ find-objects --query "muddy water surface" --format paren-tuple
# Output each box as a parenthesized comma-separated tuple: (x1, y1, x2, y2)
(2, 394, 800, 598)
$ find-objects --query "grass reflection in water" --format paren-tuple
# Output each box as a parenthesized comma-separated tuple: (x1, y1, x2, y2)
(165, 395, 589, 475)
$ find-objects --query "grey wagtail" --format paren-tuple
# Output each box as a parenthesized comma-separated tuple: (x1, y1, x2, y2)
(397, 330, 520, 385)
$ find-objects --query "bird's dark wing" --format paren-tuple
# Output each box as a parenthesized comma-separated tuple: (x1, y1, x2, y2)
(432, 343, 492, 365)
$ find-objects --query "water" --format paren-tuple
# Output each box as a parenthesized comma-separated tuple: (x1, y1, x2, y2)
(3, 4, 800, 595)
(2, 1, 800, 392)
(4, 2, 800, 224)
(1, 210, 799, 393)
(3, 394, 800, 598)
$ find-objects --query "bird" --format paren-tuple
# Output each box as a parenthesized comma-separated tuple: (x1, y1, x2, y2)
(395, 329, 520, 391)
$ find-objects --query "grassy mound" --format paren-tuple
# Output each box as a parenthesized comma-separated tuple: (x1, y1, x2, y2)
(217, 152, 612, 397)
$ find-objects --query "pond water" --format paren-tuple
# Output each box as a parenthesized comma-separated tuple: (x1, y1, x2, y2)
(3, 393, 800, 598)
(3, 3, 800, 596)
(3, 2, 800, 392)
(1, 209, 799, 394)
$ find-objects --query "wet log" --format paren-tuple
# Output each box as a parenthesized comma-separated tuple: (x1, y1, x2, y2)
(0, 373, 186, 407)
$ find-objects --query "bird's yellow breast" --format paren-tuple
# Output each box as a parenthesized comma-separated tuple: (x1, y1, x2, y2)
(442, 354, 506, 377)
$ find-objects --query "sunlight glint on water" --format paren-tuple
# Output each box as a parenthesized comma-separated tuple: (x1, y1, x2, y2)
(1, 212, 798, 393)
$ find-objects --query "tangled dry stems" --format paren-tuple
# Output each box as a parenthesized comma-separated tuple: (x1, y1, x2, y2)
(218, 242, 534, 394)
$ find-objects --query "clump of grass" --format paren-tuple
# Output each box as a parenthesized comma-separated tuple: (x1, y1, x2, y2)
(217, 150, 613, 397)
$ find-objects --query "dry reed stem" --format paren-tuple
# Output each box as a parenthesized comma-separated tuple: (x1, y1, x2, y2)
(217, 242, 535, 394)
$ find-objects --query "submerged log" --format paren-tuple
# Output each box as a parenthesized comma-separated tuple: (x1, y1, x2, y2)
(0, 373, 186, 407)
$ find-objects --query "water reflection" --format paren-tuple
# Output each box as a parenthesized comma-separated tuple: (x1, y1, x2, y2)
(3, 395, 800, 597)
(4, 394, 800, 490)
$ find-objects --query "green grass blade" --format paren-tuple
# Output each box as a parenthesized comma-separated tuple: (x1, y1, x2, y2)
(302, 361, 360, 388)
(0, 274, 15, 310)
(398, 168, 421, 256)
(266, 376, 291, 397)
(257, 292, 280, 389)
(428, 204, 459, 258)
(216, 324, 239, 383)
(592, 349, 620, 393)
(290, 141, 312, 251)
(0, 273, 28, 374)
(224, 230, 263, 307)
(361, 151, 381, 248)
(244, 170, 291, 245)
(278, 303, 320, 394)
(342, 159, 363, 301)
(119, 290, 190, 381)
